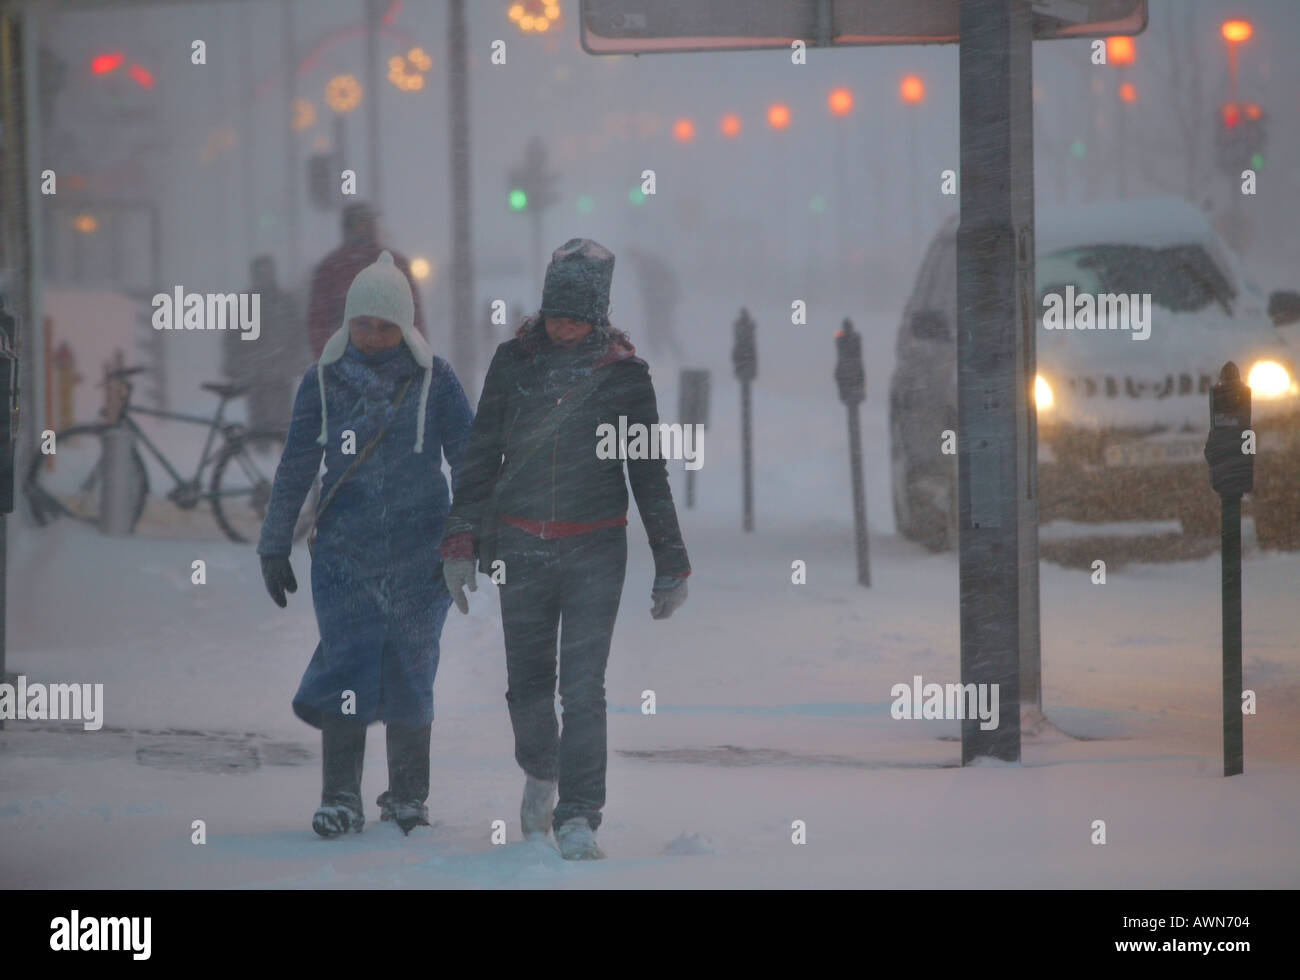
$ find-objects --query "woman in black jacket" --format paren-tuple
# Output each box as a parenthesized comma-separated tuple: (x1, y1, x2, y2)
(440, 238, 689, 859)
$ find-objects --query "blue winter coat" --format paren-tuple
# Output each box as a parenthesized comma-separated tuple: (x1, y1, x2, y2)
(258, 340, 474, 728)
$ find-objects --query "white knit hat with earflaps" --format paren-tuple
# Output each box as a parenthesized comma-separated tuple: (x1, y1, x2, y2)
(316, 250, 434, 452)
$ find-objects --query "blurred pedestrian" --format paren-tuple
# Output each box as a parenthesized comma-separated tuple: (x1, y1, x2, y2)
(223, 255, 306, 434)
(626, 246, 684, 361)
(306, 202, 424, 359)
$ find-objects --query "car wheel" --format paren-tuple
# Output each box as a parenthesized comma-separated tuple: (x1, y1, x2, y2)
(891, 416, 956, 552)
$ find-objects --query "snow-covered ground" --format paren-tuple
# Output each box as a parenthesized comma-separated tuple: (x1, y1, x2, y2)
(4, 502, 1298, 888)
(5, 291, 1298, 889)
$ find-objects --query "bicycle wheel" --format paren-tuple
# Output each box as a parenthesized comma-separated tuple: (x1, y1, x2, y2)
(25, 423, 149, 530)
(210, 430, 318, 544)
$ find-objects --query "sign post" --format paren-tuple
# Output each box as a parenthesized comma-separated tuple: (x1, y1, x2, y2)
(678, 368, 710, 509)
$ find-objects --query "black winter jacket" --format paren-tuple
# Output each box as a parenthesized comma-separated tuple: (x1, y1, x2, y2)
(444, 322, 690, 578)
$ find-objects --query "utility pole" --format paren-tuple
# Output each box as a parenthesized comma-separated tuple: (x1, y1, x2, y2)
(956, 0, 1037, 762)
(364, 0, 383, 209)
(282, 0, 301, 287)
(447, 0, 476, 392)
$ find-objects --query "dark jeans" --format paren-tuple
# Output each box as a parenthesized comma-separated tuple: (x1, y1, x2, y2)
(320, 714, 430, 810)
(498, 522, 627, 831)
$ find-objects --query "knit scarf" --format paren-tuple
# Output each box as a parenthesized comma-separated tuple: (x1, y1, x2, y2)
(326, 341, 421, 450)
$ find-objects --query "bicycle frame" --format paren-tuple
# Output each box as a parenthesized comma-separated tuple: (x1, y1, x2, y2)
(117, 399, 237, 491)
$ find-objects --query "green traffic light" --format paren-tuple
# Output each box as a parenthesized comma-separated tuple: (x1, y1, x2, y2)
(628, 187, 645, 205)
(508, 188, 528, 211)
(577, 194, 594, 214)
(809, 194, 827, 213)
(1070, 140, 1086, 158)
(1250, 152, 1264, 169)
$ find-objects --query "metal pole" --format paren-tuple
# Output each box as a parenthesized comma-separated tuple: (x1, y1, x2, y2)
(686, 468, 695, 508)
(530, 211, 542, 300)
(99, 425, 137, 537)
(1117, 72, 1127, 198)
(740, 379, 753, 532)
(282, 0, 301, 287)
(846, 402, 869, 586)
(364, 0, 382, 209)
(1221, 492, 1243, 776)
(240, 0, 255, 257)
(447, 0, 476, 390)
(0, 515, 6, 729)
(957, 0, 1034, 763)
(1226, 42, 1238, 107)
(908, 107, 918, 266)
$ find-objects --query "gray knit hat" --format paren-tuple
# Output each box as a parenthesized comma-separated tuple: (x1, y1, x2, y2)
(539, 238, 615, 327)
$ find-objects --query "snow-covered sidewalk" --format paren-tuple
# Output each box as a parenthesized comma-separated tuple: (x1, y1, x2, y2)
(3, 511, 1298, 888)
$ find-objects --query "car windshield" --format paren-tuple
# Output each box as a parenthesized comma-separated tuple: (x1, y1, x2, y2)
(1036, 244, 1236, 316)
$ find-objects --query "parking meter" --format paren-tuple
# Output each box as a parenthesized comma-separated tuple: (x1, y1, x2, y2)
(732, 309, 757, 383)
(1204, 361, 1253, 497)
(678, 369, 710, 509)
(834, 318, 865, 406)
(732, 309, 756, 531)
(679, 369, 710, 428)
(0, 292, 19, 514)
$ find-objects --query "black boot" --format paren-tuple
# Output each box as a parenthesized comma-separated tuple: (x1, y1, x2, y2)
(314, 714, 366, 838)
(377, 721, 431, 835)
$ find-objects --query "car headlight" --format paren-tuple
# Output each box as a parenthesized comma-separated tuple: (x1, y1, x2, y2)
(1246, 360, 1295, 398)
(1035, 374, 1054, 411)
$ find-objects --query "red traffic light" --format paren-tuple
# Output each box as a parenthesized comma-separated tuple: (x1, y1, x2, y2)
(1221, 103, 1241, 128)
(128, 64, 155, 89)
(90, 52, 125, 74)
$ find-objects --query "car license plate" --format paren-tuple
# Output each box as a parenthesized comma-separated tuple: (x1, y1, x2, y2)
(1103, 439, 1203, 467)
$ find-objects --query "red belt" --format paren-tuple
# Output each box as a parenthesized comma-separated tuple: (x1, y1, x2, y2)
(499, 513, 628, 539)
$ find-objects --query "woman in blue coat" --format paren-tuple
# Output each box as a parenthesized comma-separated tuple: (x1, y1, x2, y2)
(257, 251, 474, 838)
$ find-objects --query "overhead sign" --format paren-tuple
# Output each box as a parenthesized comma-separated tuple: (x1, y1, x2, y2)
(580, 0, 1146, 53)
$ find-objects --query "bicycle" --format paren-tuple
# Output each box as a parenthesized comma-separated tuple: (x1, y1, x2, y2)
(26, 365, 318, 544)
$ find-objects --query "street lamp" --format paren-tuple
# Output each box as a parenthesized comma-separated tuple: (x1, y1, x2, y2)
(1221, 19, 1252, 105)
(325, 73, 362, 113)
(720, 113, 741, 137)
(899, 75, 925, 262)
(828, 87, 853, 274)
(509, 1, 561, 33)
(1106, 35, 1135, 64)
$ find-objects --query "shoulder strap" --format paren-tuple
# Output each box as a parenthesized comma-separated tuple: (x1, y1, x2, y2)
(309, 374, 415, 531)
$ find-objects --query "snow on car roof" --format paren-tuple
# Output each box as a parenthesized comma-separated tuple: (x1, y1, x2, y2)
(1036, 196, 1220, 256)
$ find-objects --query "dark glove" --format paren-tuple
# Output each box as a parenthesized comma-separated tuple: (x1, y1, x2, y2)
(651, 575, 688, 620)
(261, 555, 298, 609)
